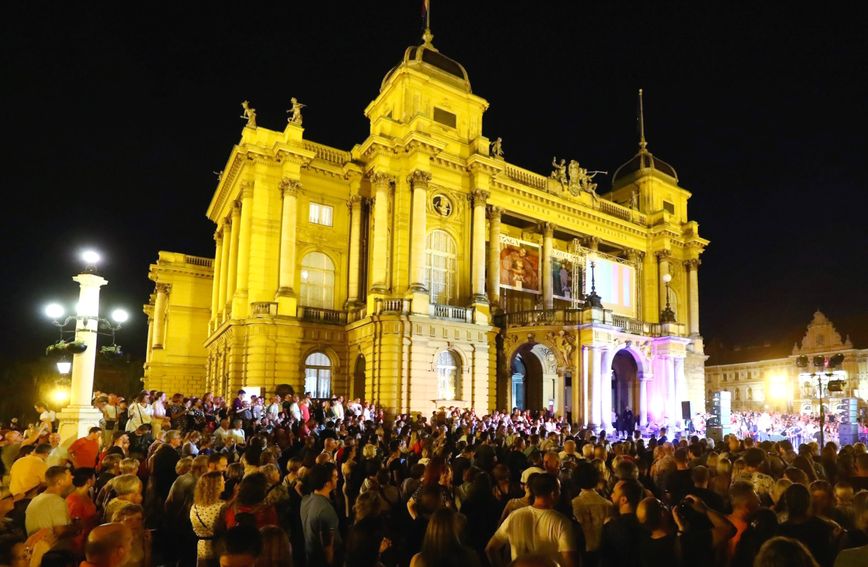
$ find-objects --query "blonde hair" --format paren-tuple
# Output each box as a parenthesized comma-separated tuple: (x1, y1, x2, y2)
(113, 474, 142, 497)
(194, 471, 224, 507)
(120, 458, 140, 475)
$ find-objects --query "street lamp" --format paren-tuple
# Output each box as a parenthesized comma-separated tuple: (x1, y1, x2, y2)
(585, 258, 603, 308)
(660, 273, 676, 323)
(42, 249, 126, 441)
(795, 353, 845, 449)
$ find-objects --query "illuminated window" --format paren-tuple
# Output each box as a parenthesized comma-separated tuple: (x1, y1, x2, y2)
(300, 252, 335, 308)
(436, 350, 460, 400)
(304, 352, 331, 398)
(309, 202, 334, 226)
(747, 387, 753, 401)
(426, 230, 458, 304)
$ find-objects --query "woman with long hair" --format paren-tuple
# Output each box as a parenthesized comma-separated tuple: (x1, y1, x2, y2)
(407, 457, 453, 520)
(410, 508, 479, 567)
(190, 471, 225, 567)
(223, 472, 279, 529)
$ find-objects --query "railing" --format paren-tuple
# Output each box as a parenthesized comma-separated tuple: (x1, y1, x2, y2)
(297, 306, 348, 325)
(251, 302, 278, 317)
(505, 308, 585, 327)
(346, 305, 368, 324)
(303, 140, 352, 165)
(184, 255, 214, 268)
(504, 164, 548, 191)
(377, 297, 410, 314)
(612, 314, 646, 335)
(598, 199, 647, 225)
(432, 304, 469, 322)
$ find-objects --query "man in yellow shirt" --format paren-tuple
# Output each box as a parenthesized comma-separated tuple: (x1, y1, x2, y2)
(10, 443, 50, 496)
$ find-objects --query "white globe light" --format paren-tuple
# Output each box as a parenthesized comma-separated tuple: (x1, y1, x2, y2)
(111, 309, 129, 323)
(44, 303, 65, 320)
(56, 361, 72, 375)
(662, 273, 672, 284)
(81, 249, 101, 266)
(301, 270, 309, 281)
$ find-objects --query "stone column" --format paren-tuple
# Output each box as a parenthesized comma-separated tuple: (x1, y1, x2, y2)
(589, 346, 602, 428)
(471, 189, 489, 303)
(210, 228, 223, 324)
(487, 206, 502, 307)
(346, 195, 363, 306)
(145, 316, 153, 363)
(686, 259, 700, 335)
(277, 178, 301, 299)
(639, 378, 649, 427)
(601, 348, 613, 431)
(226, 204, 241, 312)
(666, 356, 677, 422)
(674, 356, 686, 420)
(656, 250, 671, 316)
(233, 181, 254, 316)
(408, 171, 431, 292)
(58, 272, 108, 442)
(581, 346, 590, 427)
(152, 283, 170, 349)
(218, 218, 232, 318)
(370, 173, 392, 293)
(541, 222, 554, 309)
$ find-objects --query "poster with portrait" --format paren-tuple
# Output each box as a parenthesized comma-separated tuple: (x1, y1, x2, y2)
(499, 235, 541, 293)
(551, 249, 579, 300)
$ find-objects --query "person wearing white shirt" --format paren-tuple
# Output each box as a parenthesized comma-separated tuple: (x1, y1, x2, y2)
(289, 398, 302, 421)
(228, 420, 246, 445)
(332, 397, 345, 421)
(266, 397, 281, 421)
(126, 392, 153, 433)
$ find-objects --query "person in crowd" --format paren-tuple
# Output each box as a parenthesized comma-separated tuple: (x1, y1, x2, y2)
(81, 523, 133, 567)
(256, 525, 293, 567)
(600, 478, 644, 567)
(103, 475, 143, 523)
(125, 392, 153, 433)
(9, 443, 50, 496)
(778, 482, 840, 567)
(223, 472, 278, 529)
(24, 465, 73, 536)
(66, 468, 98, 552)
(69, 427, 103, 470)
(191, 471, 226, 567)
(571, 460, 614, 566)
(45, 432, 70, 468)
(410, 507, 478, 567)
(486, 472, 578, 567)
(636, 497, 676, 567)
(725, 481, 761, 561)
(300, 462, 342, 566)
(754, 536, 820, 567)
(111, 504, 150, 567)
(220, 524, 262, 567)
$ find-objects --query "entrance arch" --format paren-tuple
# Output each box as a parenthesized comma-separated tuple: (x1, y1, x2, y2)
(352, 354, 365, 401)
(510, 343, 558, 412)
(612, 349, 640, 418)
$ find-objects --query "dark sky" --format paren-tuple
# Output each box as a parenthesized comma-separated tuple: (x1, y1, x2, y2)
(2, 2, 867, 364)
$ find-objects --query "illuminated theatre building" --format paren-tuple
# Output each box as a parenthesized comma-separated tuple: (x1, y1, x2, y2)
(143, 32, 709, 429)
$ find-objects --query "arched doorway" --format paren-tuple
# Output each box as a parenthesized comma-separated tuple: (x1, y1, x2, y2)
(352, 355, 365, 401)
(510, 343, 558, 412)
(612, 349, 639, 417)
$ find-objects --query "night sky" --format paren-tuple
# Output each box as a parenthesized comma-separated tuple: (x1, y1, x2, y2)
(3, 2, 866, 365)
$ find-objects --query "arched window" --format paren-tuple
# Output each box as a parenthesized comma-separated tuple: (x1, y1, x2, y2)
(426, 230, 458, 305)
(304, 352, 332, 398)
(300, 252, 335, 309)
(436, 350, 460, 400)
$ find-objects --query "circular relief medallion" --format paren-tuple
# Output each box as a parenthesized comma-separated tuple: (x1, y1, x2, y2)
(432, 194, 453, 217)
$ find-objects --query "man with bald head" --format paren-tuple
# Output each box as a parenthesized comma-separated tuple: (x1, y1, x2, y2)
(636, 497, 675, 567)
(81, 523, 132, 567)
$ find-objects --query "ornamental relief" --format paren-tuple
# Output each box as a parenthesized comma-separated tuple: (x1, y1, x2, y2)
(426, 186, 466, 220)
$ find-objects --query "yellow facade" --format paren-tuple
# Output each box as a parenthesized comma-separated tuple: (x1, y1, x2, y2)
(144, 34, 709, 425)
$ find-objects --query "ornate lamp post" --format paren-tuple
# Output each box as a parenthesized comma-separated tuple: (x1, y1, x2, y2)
(795, 353, 845, 449)
(44, 250, 129, 441)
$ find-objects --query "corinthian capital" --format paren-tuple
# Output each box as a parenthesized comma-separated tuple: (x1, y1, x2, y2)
(540, 222, 554, 237)
(470, 189, 490, 205)
(407, 170, 432, 188)
(487, 205, 502, 220)
(156, 283, 172, 295)
(279, 177, 302, 196)
(240, 180, 254, 199)
(683, 258, 701, 269)
(369, 171, 394, 187)
(654, 249, 671, 261)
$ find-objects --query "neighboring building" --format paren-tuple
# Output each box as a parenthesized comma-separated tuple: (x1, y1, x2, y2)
(705, 310, 868, 414)
(143, 27, 709, 426)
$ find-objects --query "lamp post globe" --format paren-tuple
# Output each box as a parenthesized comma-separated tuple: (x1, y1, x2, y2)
(44, 303, 65, 321)
(80, 249, 101, 267)
(56, 360, 72, 375)
(111, 309, 129, 324)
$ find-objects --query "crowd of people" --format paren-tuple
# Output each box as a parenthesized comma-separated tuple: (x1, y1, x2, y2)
(0, 388, 867, 567)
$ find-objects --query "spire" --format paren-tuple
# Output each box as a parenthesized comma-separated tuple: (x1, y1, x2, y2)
(422, 0, 434, 47)
(638, 88, 648, 152)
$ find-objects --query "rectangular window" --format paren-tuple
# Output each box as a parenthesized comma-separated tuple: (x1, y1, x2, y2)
(433, 107, 457, 128)
(308, 203, 334, 226)
(663, 201, 675, 214)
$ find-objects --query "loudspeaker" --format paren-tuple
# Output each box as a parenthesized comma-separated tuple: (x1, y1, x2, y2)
(839, 423, 860, 446)
(707, 426, 724, 444)
(681, 401, 692, 420)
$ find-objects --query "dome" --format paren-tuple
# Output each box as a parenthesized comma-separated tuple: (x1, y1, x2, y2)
(380, 42, 472, 93)
(611, 148, 678, 184)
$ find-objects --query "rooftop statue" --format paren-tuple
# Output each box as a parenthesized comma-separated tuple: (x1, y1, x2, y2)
(287, 97, 306, 125)
(490, 137, 504, 158)
(240, 100, 256, 128)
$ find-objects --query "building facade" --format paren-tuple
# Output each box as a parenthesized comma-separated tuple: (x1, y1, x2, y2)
(143, 32, 709, 427)
(705, 311, 868, 415)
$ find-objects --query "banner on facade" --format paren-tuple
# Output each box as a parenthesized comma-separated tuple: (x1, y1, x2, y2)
(499, 235, 541, 293)
(584, 255, 636, 317)
(551, 248, 579, 300)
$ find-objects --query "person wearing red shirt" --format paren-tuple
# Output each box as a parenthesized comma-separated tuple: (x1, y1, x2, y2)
(68, 427, 102, 470)
(66, 468, 98, 554)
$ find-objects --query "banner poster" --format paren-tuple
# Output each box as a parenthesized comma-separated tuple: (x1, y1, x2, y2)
(499, 235, 541, 293)
(551, 249, 579, 300)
